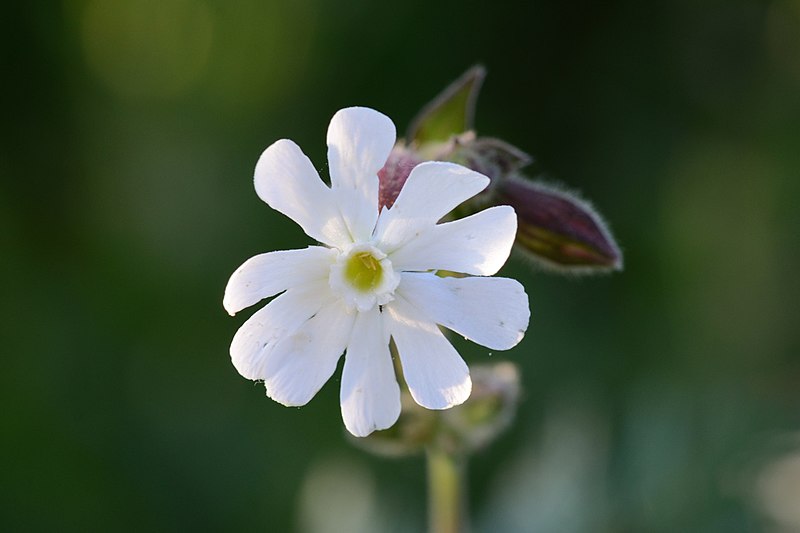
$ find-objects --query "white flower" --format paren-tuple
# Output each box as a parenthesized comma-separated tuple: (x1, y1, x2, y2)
(224, 107, 530, 437)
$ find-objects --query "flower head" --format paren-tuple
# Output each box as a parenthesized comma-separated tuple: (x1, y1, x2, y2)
(224, 107, 530, 437)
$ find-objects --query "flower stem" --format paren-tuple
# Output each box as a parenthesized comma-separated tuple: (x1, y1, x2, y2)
(426, 445, 468, 533)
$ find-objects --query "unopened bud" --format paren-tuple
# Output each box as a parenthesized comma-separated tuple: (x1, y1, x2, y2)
(351, 362, 522, 457)
(439, 362, 521, 454)
(397, 65, 623, 275)
(497, 176, 623, 273)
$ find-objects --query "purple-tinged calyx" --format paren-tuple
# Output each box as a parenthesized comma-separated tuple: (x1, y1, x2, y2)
(496, 176, 623, 272)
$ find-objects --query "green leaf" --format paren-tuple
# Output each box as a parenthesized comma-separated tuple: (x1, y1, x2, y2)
(407, 65, 486, 145)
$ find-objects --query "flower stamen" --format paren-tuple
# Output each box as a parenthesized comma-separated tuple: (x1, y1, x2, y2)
(345, 252, 384, 292)
(330, 243, 400, 313)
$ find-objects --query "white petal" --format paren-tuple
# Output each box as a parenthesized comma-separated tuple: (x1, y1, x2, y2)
(263, 299, 356, 407)
(327, 107, 396, 241)
(389, 206, 517, 276)
(385, 296, 471, 410)
(254, 139, 351, 247)
(223, 246, 336, 315)
(340, 308, 400, 437)
(374, 162, 489, 253)
(229, 281, 332, 380)
(397, 273, 530, 350)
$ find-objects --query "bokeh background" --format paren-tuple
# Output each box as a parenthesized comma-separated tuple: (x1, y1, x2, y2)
(3, 0, 800, 531)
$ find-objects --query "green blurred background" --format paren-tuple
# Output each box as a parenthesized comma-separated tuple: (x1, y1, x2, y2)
(2, 0, 800, 531)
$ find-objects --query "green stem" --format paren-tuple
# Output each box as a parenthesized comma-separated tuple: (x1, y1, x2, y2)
(426, 445, 468, 533)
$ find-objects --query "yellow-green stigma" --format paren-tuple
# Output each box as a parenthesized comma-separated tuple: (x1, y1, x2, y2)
(344, 251, 384, 292)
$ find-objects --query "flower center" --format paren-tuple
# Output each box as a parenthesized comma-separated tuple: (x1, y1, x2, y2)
(344, 251, 383, 292)
(329, 243, 401, 312)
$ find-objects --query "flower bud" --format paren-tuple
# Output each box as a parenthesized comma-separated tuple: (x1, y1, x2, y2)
(496, 176, 623, 273)
(351, 362, 522, 457)
(427, 133, 623, 274)
(398, 65, 623, 275)
(439, 362, 521, 454)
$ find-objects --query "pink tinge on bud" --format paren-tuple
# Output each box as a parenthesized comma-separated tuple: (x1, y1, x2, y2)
(378, 147, 421, 210)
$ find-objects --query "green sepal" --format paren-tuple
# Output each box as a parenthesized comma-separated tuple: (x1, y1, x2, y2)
(407, 65, 486, 145)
